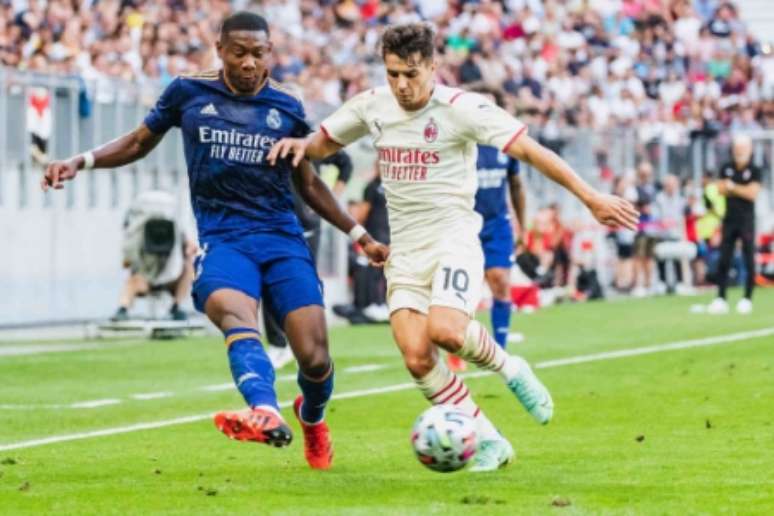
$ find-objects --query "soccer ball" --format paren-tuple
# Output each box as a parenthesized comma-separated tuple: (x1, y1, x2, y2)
(411, 405, 477, 473)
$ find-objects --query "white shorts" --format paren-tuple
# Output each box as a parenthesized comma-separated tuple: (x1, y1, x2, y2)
(385, 240, 484, 316)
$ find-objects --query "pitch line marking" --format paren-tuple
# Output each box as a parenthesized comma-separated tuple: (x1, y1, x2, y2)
(0, 364, 388, 410)
(0, 327, 771, 452)
(129, 392, 174, 401)
(0, 340, 147, 358)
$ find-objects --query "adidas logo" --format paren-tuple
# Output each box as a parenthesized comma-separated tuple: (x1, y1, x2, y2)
(200, 103, 218, 116)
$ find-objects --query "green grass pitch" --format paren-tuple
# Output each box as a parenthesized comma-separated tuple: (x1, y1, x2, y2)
(1, 288, 772, 515)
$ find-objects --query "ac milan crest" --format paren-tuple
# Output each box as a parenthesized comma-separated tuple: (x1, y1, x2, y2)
(424, 118, 438, 143)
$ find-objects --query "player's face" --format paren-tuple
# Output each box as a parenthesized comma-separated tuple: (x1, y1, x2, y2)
(384, 53, 435, 111)
(217, 30, 272, 95)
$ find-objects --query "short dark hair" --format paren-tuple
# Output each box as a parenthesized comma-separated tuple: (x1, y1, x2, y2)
(220, 11, 270, 38)
(381, 23, 435, 62)
(468, 84, 505, 108)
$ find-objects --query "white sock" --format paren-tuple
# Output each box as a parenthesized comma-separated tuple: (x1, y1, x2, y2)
(414, 361, 500, 440)
(457, 320, 520, 380)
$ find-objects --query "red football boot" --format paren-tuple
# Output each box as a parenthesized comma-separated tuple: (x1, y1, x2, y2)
(213, 407, 292, 447)
(293, 395, 333, 470)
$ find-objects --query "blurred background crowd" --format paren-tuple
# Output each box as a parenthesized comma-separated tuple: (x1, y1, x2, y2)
(3, 0, 774, 131)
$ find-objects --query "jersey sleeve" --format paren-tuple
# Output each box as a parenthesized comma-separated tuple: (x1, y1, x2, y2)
(144, 78, 184, 134)
(320, 92, 370, 146)
(291, 100, 312, 138)
(452, 93, 527, 152)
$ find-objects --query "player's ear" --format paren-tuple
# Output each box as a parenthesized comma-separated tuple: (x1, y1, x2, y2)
(216, 38, 224, 60)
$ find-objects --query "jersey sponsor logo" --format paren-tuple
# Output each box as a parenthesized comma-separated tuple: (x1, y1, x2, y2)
(198, 126, 278, 165)
(200, 103, 219, 116)
(376, 146, 440, 182)
(424, 117, 438, 143)
(266, 108, 282, 130)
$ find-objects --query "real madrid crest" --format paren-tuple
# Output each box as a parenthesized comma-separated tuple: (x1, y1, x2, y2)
(266, 108, 282, 130)
(424, 117, 438, 143)
(742, 169, 751, 181)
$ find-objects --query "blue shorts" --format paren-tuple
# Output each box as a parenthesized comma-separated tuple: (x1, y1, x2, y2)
(192, 232, 323, 326)
(479, 216, 515, 270)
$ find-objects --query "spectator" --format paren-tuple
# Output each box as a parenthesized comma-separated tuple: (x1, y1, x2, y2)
(632, 162, 659, 297)
(654, 175, 689, 293)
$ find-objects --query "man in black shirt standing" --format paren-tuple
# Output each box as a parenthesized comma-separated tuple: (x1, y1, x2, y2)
(707, 135, 762, 314)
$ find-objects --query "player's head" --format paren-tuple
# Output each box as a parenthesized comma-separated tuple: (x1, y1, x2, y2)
(217, 12, 272, 95)
(732, 133, 753, 166)
(380, 23, 436, 111)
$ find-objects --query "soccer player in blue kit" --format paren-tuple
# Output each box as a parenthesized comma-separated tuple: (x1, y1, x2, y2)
(42, 12, 388, 470)
(475, 146, 523, 348)
(447, 87, 525, 374)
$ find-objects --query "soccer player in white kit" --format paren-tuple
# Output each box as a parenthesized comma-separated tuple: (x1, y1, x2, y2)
(269, 23, 639, 471)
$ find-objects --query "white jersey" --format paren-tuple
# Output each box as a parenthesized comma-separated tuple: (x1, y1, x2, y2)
(321, 84, 526, 251)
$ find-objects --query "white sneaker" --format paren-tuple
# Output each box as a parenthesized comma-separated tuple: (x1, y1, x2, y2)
(631, 286, 648, 298)
(736, 298, 753, 315)
(363, 303, 390, 322)
(706, 298, 729, 315)
(266, 345, 294, 370)
(675, 283, 696, 296)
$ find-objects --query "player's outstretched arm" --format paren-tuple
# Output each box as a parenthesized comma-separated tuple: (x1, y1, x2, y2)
(292, 160, 389, 266)
(41, 124, 164, 192)
(505, 134, 639, 230)
(267, 131, 342, 168)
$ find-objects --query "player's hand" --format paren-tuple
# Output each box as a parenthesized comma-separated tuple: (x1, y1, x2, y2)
(587, 193, 639, 231)
(362, 239, 390, 267)
(268, 138, 308, 168)
(41, 157, 80, 192)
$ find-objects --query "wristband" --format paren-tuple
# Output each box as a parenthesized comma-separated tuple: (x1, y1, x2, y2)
(348, 224, 367, 243)
(81, 151, 95, 170)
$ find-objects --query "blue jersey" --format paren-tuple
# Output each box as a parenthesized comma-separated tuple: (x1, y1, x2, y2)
(144, 71, 310, 242)
(473, 145, 519, 222)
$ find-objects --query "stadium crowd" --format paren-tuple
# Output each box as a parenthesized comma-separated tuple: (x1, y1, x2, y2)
(3, 0, 772, 305)
(2, 0, 773, 131)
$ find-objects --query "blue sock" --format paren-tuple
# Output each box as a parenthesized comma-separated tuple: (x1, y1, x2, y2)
(491, 299, 512, 349)
(225, 327, 278, 410)
(297, 364, 334, 424)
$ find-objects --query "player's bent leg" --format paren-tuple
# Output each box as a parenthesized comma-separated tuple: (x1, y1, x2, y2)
(485, 267, 513, 349)
(264, 250, 334, 469)
(391, 308, 510, 468)
(441, 308, 553, 425)
(205, 289, 292, 447)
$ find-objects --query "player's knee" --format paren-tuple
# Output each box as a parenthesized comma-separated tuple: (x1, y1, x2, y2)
(426, 319, 464, 351)
(296, 347, 330, 379)
(403, 351, 435, 378)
